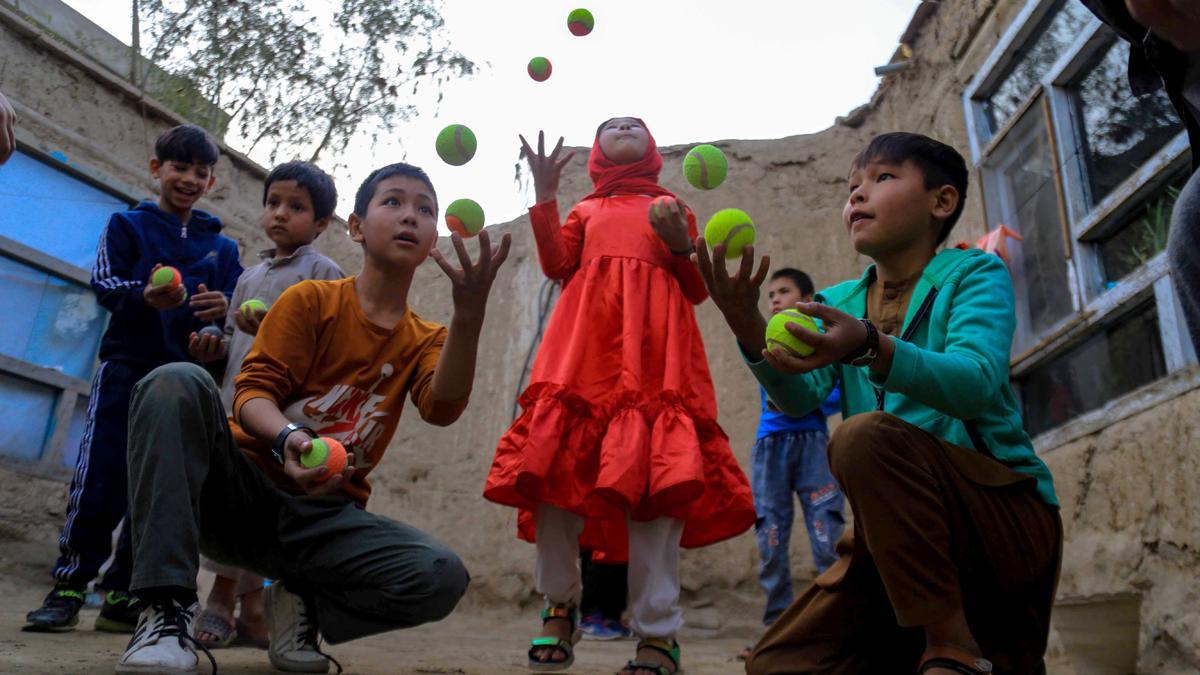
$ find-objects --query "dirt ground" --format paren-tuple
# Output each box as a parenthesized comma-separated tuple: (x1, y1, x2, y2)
(0, 576, 751, 675)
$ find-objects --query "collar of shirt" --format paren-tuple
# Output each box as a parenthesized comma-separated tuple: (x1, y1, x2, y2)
(258, 244, 314, 268)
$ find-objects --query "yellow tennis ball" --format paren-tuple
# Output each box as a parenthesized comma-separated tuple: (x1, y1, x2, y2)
(765, 309, 817, 357)
(240, 298, 268, 319)
(435, 124, 477, 166)
(683, 144, 727, 190)
(704, 208, 755, 259)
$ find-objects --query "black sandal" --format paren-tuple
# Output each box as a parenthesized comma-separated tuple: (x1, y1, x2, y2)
(528, 603, 581, 672)
(618, 637, 682, 675)
(919, 644, 993, 674)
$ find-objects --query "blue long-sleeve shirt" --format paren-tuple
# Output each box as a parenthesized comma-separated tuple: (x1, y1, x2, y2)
(91, 201, 242, 366)
(756, 384, 841, 440)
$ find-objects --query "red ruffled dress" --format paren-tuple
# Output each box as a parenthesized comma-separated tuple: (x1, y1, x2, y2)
(485, 126, 754, 561)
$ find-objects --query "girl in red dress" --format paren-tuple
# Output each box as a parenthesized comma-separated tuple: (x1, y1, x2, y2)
(485, 118, 754, 674)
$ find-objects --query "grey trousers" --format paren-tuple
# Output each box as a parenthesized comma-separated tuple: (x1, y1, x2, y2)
(1169, 169, 1200, 353)
(126, 363, 470, 644)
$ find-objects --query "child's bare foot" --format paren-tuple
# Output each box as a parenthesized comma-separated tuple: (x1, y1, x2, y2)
(234, 589, 269, 648)
(196, 576, 238, 647)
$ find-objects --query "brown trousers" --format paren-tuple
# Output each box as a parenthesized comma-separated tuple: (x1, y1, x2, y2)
(746, 412, 1061, 675)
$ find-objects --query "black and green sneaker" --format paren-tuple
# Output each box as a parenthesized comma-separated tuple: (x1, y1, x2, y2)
(95, 590, 145, 633)
(23, 585, 86, 632)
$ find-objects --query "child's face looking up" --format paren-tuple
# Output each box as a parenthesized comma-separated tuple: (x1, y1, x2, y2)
(598, 118, 649, 164)
(844, 159, 941, 258)
(350, 175, 438, 266)
(261, 179, 328, 256)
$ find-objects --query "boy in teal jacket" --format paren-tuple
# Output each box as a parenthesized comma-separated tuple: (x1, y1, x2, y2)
(694, 133, 1061, 675)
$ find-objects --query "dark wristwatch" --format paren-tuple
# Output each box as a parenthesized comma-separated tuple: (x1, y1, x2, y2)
(272, 422, 316, 465)
(841, 319, 880, 367)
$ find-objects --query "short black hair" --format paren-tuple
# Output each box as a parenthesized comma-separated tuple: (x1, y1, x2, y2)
(851, 132, 969, 244)
(353, 163, 437, 217)
(154, 124, 220, 166)
(771, 268, 814, 297)
(264, 161, 338, 222)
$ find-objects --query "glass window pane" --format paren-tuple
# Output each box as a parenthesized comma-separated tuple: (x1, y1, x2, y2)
(1019, 301, 1165, 436)
(0, 372, 56, 460)
(1097, 170, 1189, 286)
(983, 0, 1094, 136)
(982, 101, 1076, 350)
(1068, 40, 1184, 207)
(0, 150, 129, 270)
(0, 255, 105, 381)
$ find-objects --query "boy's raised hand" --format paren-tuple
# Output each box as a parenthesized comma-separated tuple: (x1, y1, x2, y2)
(430, 229, 513, 321)
(187, 329, 227, 363)
(190, 283, 229, 321)
(143, 263, 186, 310)
(282, 433, 355, 496)
(519, 131, 576, 204)
(762, 302, 870, 374)
(234, 306, 267, 336)
(693, 236, 772, 352)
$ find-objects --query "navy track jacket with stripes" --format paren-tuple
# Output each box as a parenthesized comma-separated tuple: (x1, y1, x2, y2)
(92, 200, 243, 366)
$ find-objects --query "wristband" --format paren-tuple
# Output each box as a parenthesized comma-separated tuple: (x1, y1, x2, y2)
(272, 422, 316, 465)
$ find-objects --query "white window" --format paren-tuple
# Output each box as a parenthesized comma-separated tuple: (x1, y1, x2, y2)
(964, 0, 1196, 440)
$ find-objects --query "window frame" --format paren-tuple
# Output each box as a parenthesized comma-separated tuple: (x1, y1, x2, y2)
(963, 0, 1198, 448)
(0, 136, 139, 479)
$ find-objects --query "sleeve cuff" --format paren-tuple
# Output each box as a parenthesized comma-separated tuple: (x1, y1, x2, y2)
(868, 337, 918, 392)
(232, 388, 279, 427)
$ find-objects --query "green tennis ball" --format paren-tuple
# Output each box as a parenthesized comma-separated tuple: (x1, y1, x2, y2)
(151, 266, 182, 289)
(683, 144, 728, 190)
(302, 437, 348, 483)
(704, 208, 756, 259)
(528, 56, 552, 82)
(765, 309, 818, 358)
(240, 298, 268, 319)
(567, 8, 594, 36)
(435, 124, 477, 166)
(445, 198, 485, 238)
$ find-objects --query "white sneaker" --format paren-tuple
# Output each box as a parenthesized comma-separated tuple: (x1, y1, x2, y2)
(115, 599, 211, 674)
(266, 583, 335, 673)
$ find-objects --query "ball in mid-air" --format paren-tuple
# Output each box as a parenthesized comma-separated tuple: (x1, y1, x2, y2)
(703, 208, 755, 259)
(435, 124, 477, 166)
(683, 144, 728, 190)
(445, 198, 485, 238)
(765, 309, 818, 358)
(567, 8, 594, 36)
(528, 57, 553, 82)
(302, 437, 348, 483)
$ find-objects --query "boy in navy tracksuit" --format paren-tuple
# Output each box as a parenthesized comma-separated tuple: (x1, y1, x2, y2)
(24, 125, 243, 633)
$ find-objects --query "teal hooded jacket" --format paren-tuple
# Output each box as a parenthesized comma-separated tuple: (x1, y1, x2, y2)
(746, 247, 1057, 506)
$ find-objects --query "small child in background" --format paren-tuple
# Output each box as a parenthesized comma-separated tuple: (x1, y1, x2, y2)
(738, 267, 844, 662)
(25, 124, 240, 635)
(193, 161, 345, 650)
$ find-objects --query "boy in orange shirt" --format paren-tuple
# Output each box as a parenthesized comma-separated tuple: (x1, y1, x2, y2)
(114, 163, 511, 674)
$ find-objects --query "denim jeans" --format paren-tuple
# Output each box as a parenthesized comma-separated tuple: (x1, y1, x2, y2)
(751, 429, 845, 626)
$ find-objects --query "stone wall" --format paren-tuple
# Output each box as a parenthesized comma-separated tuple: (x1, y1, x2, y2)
(0, 4, 361, 578)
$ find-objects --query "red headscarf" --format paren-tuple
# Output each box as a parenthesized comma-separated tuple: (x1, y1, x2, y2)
(583, 117, 676, 201)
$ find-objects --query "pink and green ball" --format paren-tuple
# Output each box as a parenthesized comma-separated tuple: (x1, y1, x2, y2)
(567, 8, 594, 36)
(528, 57, 552, 82)
(151, 266, 182, 289)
